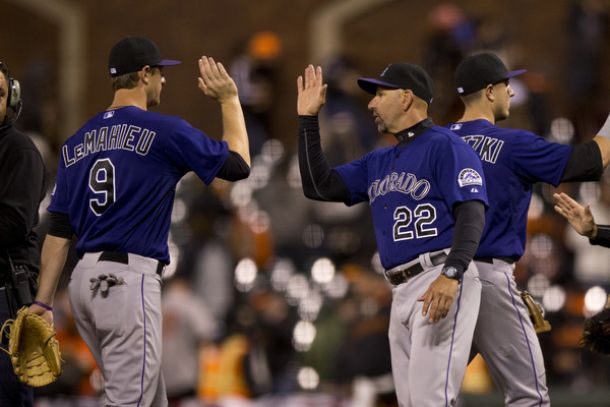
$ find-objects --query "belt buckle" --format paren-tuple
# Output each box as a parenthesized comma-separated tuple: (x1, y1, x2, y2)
(386, 268, 410, 286)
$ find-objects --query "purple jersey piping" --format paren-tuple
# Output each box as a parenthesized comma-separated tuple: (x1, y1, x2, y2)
(505, 272, 544, 407)
(444, 278, 465, 407)
(136, 274, 147, 407)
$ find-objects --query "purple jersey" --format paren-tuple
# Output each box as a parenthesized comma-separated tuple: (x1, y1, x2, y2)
(448, 119, 572, 259)
(48, 106, 229, 263)
(335, 125, 488, 269)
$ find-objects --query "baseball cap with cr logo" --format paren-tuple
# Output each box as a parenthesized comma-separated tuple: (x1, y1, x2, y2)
(357, 63, 434, 104)
(108, 36, 181, 77)
(454, 52, 526, 96)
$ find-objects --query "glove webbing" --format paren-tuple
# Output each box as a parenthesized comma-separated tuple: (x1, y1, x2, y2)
(0, 318, 15, 355)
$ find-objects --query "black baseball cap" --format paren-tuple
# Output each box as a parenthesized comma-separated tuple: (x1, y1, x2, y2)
(108, 36, 181, 77)
(455, 52, 526, 96)
(357, 63, 434, 104)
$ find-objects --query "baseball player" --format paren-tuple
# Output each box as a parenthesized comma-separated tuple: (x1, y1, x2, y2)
(447, 51, 610, 406)
(297, 64, 488, 407)
(554, 192, 610, 248)
(28, 36, 250, 406)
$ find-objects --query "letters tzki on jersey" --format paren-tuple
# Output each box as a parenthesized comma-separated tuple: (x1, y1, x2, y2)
(448, 119, 572, 259)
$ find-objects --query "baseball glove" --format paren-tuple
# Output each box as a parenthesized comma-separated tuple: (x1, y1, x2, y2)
(581, 308, 610, 355)
(520, 291, 552, 334)
(1, 307, 62, 386)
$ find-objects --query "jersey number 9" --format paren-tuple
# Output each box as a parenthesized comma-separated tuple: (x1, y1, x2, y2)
(89, 158, 116, 216)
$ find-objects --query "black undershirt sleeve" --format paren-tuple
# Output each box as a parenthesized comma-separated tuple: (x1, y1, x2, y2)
(590, 225, 610, 248)
(298, 115, 351, 203)
(216, 151, 251, 181)
(561, 140, 603, 182)
(48, 212, 74, 239)
(443, 200, 486, 276)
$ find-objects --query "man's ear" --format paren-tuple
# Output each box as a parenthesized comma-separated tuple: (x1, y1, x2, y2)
(139, 65, 152, 85)
(485, 84, 495, 102)
(402, 89, 414, 111)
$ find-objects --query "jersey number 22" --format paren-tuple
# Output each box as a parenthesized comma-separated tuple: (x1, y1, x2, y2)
(393, 204, 438, 241)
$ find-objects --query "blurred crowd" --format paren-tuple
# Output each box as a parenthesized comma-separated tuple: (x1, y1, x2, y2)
(13, 1, 610, 406)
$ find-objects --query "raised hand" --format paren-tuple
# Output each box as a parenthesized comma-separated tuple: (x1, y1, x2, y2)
(553, 192, 597, 238)
(197, 56, 238, 102)
(297, 65, 327, 116)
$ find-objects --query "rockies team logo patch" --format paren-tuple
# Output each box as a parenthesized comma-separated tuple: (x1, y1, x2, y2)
(457, 168, 483, 187)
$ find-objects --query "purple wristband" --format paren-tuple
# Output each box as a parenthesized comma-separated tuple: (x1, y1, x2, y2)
(33, 300, 53, 311)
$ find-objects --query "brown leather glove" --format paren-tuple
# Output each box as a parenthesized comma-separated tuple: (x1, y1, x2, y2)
(1, 307, 62, 386)
(520, 291, 552, 334)
(582, 308, 610, 355)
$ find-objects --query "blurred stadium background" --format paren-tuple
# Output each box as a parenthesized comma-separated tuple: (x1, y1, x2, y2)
(2, 0, 610, 406)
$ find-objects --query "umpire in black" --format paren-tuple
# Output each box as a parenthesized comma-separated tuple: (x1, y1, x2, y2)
(0, 61, 45, 406)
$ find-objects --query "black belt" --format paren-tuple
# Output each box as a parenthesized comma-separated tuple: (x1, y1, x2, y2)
(97, 251, 165, 276)
(474, 257, 516, 265)
(385, 252, 448, 286)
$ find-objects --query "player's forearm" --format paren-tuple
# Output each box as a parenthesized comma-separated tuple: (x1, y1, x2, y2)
(298, 115, 351, 202)
(35, 234, 71, 305)
(562, 141, 603, 182)
(219, 97, 250, 166)
(563, 114, 610, 182)
(592, 113, 610, 168)
(444, 200, 486, 275)
(593, 136, 610, 168)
